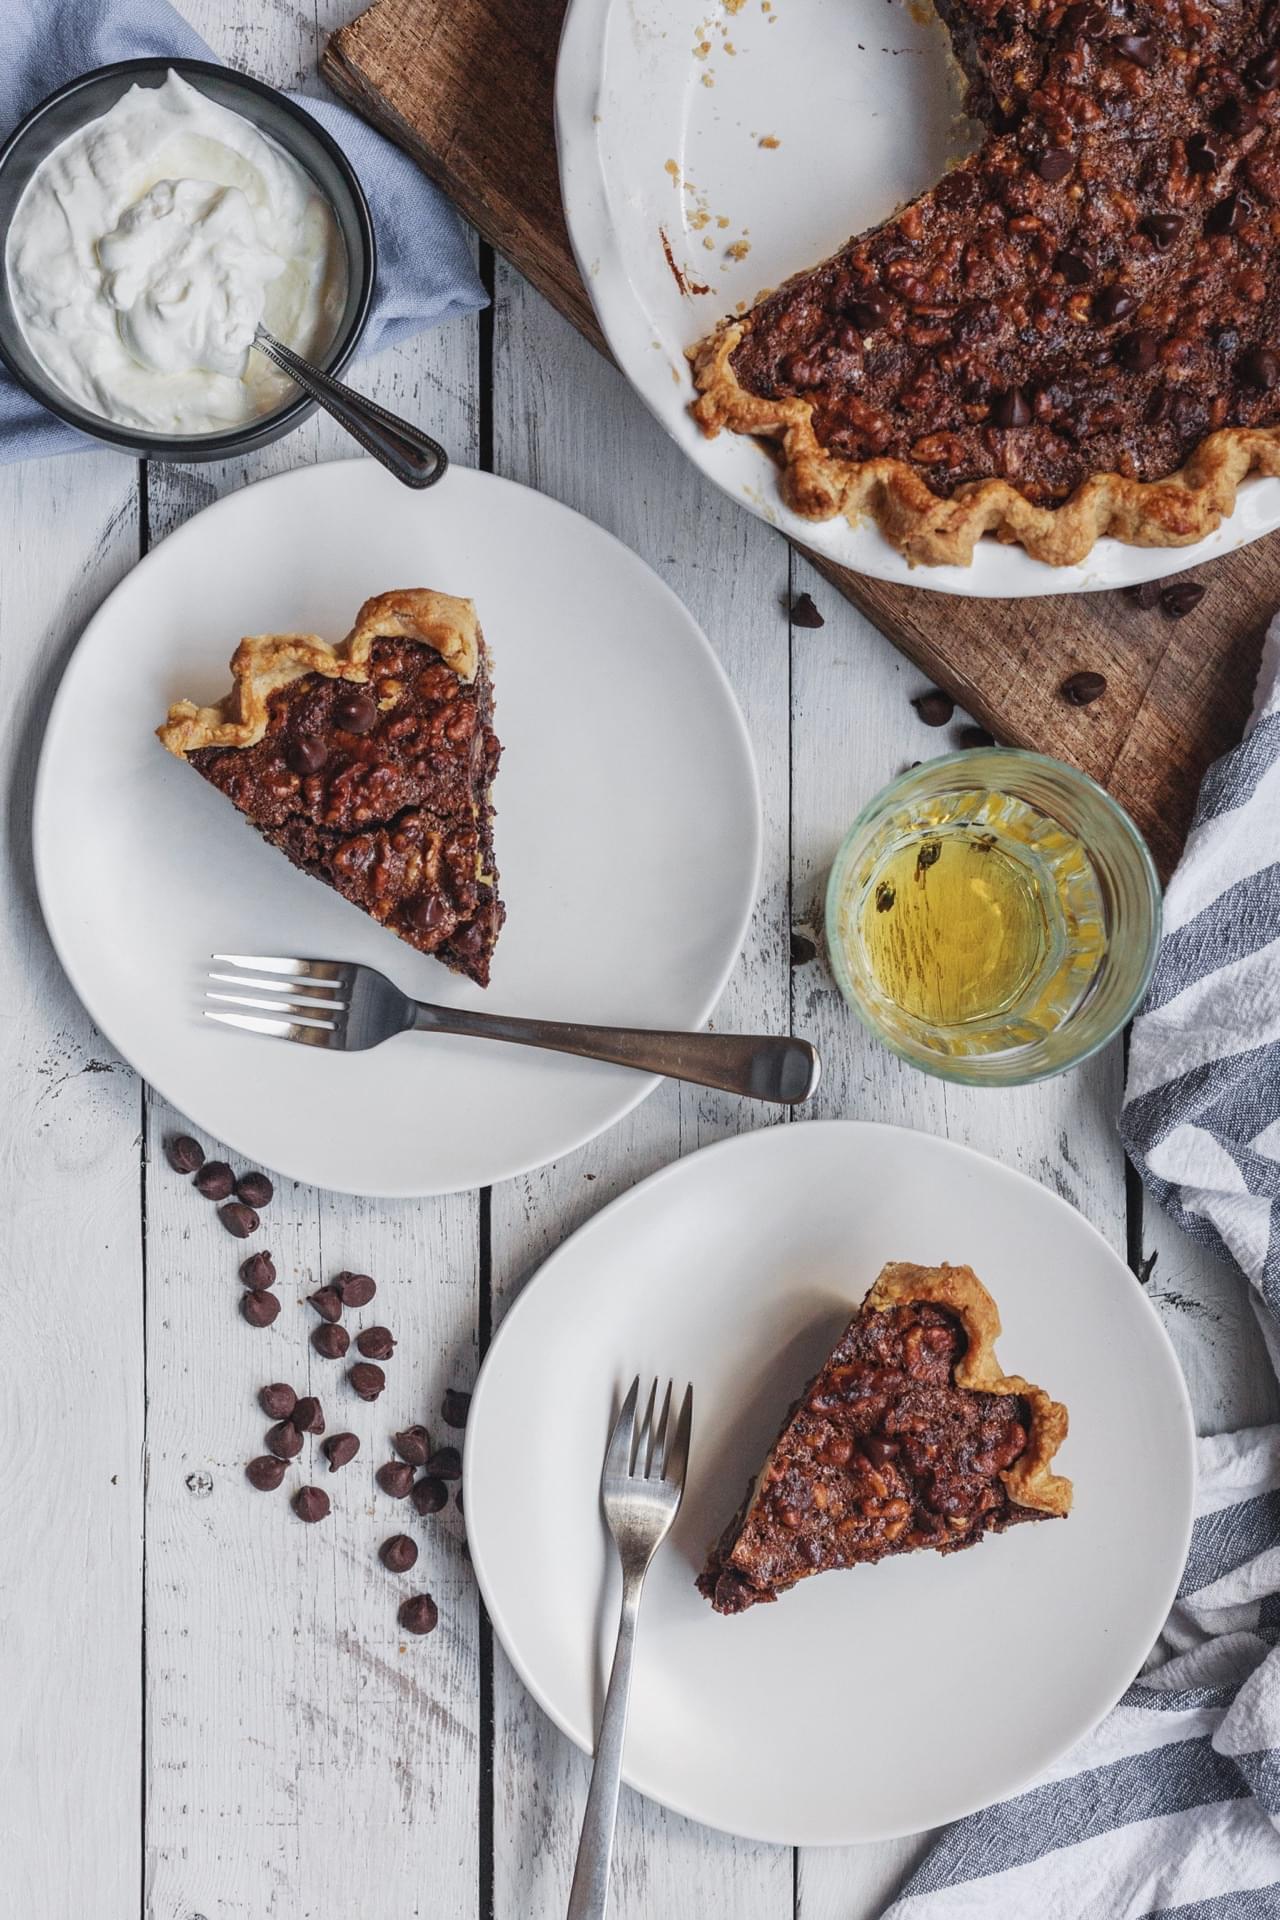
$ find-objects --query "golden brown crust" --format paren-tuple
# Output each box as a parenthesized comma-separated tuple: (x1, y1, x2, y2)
(156, 589, 480, 759)
(866, 1260, 1072, 1516)
(691, 321, 1280, 569)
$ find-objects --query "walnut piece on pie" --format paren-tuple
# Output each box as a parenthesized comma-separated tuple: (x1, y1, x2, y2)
(697, 1261, 1071, 1614)
(690, 0, 1280, 566)
(157, 589, 504, 988)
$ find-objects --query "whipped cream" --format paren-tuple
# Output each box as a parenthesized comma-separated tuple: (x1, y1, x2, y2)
(6, 71, 347, 434)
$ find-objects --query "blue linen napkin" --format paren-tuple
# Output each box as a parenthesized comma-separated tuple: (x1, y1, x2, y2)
(0, 0, 487, 461)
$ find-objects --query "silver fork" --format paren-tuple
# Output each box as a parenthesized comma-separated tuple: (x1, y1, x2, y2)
(204, 955, 820, 1105)
(567, 1378, 693, 1920)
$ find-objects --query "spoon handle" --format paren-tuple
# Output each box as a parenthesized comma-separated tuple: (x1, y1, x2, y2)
(253, 329, 449, 490)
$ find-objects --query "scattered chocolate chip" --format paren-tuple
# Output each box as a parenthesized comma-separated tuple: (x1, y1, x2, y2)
(1187, 133, 1221, 175)
(1240, 347, 1280, 390)
(235, 1171, 274, 1209)
(165, 1134, 204, 1174)
(380, 1533, 419, 1573)
(294, 1396, 325, 1436)
(957, 726, 995, 749)
(1110, 31, 1155, 65)
(1125, 579, 1163, 609)
(323, 1431, 360, 1472)
(286, 736, 327, 776)
(1061, 670, 1107, 706)
(355, 1325, 396, 1360)
(241, 1291, 280, 1329)
(1140, 213, 1183, 250)
(790, 932, 817, 966)
(442, 1390, 471, 1430)
(259, 1382, 297, 1420)
(246, 1456, 287, 1491)
(411, 1476, 448, 1516)
(312, 1323, 351, 1360)
(377, 1461, 415, 1498)
(266, 1420, 303, 1461)
(1094, 286, 1137, 324)
(1035, 147, 1073, 182)
(1214, 97, 1258, 137)
(398, 1593, 438, 1635)
(1116, 330, 1159, 372)
(334, 690, 377, 734)
(308, 1287, 345, 1323)
(349, 1362, 386, 1402)
(194, 1160, 234, 1201)
(293, 1486, 330, 1523)
(334, 1272, 376, 1308)
(1162, 581, 1207, 617)
(425, 1446, 462, 1482)
(1247, 49, 1280, 90)
(394, 1426, 432, 1466)
(455, 1489, 464, 1518)
(990, 386, 1032, 427)
(789, 592, 824, 628)
(912, 688, 954, 726)
(218, 1202, 259, 1239)
(1052, 249, 1090, 283)
(240, 1251, 277, 1292)
(1206, 195, 1244, 236)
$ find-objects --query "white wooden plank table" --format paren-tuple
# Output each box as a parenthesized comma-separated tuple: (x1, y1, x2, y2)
(2, 8, 1276, 1917)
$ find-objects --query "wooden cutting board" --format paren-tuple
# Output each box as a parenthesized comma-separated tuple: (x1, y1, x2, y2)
(323, 0, 1272, 877)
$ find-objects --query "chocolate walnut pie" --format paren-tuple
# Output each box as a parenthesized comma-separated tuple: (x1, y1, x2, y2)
(692, 0, 1280, 565)
(158, 589, 503, 987)
(697, 1262, 1070, 1613)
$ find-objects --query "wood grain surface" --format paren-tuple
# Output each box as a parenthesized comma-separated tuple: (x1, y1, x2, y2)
(323, 0, 1273, 879)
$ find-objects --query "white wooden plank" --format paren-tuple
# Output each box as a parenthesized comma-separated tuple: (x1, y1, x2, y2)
(140, 10, 486, 1917)
(487, 263, 795, 1918)
(1137, 1199, 1280, 1436)
(0, 450, 143, 1915)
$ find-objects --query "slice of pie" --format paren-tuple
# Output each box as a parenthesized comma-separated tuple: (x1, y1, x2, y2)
(691, 0, 1280, 566)
(697, 1261, 1070, 1614)
(158, 589, 504, 987)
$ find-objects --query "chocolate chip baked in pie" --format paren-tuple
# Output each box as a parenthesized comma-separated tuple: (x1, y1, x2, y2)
(158, 589, 504, 987)
(697, 1262, 1071, 1614)
(691, 0, 1280, 565)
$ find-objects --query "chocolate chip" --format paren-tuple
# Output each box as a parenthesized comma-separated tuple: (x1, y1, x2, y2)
(349, 1362, 386, 1402)
(1116, 330, 1159, 372)
(789, 592, 824, 628)
(293, 1486, 330, 1523)
(1094, 286, 1138, 324)
(334, 1272, 376, 1308)
(258, 1382, 297, 1419)
(165, 1134, 204, 1174)
(218, 1202, 259, 1239)
(294, 1396, 325, 1436)
(377, 1461, 415, 1498)
(1167, 389, 1204, 438)
(1035, 147, 1073, 182)
(441, 1391, 471, 1430)
(1162, 581, 1207, 618)
(407, 894, 449, 934)
(334, 690, 377, 734)
(323, 1431, 360, 1472)
(1053, 249, 1090, 283)
(1240, 347, 1280, 390)
(398, 1593, 438, 1635)
(1187, 133, 1221, 175)
(240, 1251, 277, 1292)
(1247, 49, 1280, 91)
(312, 1323, 350, 1359)
(990, 386, 1032, 427)
(1061, 670, 1107, 705)
(1111, 32, 1155, 65)
(425, 1446, 462, 1482)
(1140, 213, 1183, 250)
(246, 1456, 287, 1491)
(394, 1426, 432, 1466)
(355, 1326, 396, 1361)
(411, 1476, 448, 1516)
(308, 1287, 345, 1323)
(266, 1420, 303, 1460)
(241, 1290, 280, 1328)
(862, 1436, 900, 1466)
(194, 1160, 234, 1201)
(380, 1533, 419, 1572)
(790, 933, 817, 965)
(286, 736, 327, 776)
(1126, 580, 1163, 609)
(1214, 97, 1258, 137)
(957, 726, 996, 749)
(912, 688, 954, 726)
(847, 294, 893, 332)
(1206, 195, 1244, 235)
(235, 1171, 274, 1209)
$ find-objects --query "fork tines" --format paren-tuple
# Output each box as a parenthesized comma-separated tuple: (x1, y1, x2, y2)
(607, 1375, 693, 1489)
(204, 954, 350, 1045)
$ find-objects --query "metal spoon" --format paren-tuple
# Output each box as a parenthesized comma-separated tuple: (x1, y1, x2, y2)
(252, 326, 448, 490)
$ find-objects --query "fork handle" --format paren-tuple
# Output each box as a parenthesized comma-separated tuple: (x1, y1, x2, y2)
(411, 1005, 819, 1104)
(567, 1569, 644, 1920)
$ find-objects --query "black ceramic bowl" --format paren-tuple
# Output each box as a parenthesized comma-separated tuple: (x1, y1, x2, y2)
(0, 58, 375, 460)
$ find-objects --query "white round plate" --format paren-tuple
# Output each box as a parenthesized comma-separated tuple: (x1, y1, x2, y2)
(556, 0, 1280, 597)
(465, 1120, 1194, 1846)
(34, 460, 760, 1197)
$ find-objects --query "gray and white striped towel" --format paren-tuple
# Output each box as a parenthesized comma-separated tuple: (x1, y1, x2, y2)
(884, 620, 1280, 1919)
